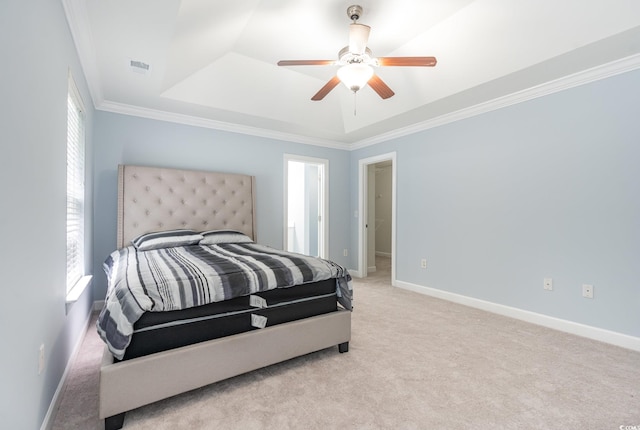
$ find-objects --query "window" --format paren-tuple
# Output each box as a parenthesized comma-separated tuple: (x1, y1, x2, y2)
(66, 75, 85, 295)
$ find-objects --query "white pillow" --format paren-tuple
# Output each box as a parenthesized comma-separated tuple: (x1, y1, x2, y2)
(131, 229, 204, 251)
(199, 230, 253, 245)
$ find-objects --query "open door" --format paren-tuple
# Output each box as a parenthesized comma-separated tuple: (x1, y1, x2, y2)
(358, 152, 396, 284)
(284, 155, 328, 258)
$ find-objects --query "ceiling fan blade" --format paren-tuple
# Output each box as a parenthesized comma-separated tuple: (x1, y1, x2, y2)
(278, 60, 335, 66)
(311, 76, 341, 101)
(368, 74, 395, 99)
(377, 56, 437, 67)
(349, 23, 371, 55)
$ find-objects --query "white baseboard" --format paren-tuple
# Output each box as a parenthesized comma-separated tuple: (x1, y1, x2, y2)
(375, 251, 391, 258)
(349, 269, 363, 278)
(395, 280, 640, 352)
(94, 300, 105, 311)
(40, 310, 94, 430)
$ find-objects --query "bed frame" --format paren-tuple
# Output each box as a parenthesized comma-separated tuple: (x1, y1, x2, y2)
(99, 165, 351, 430)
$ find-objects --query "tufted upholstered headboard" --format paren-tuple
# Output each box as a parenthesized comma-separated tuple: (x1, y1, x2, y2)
(117, 165, 256, 249)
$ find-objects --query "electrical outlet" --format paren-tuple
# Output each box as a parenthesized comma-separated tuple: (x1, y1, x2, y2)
(39, 344, 45, 374)
(582, 284, 594, 299)
(543, 278, 553, 291)
(420, 259, 427, 269)
(343, 249, 348, 257)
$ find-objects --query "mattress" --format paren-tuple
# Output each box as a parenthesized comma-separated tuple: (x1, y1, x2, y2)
(99, 240, 353, 360)
(121, 278, 338, 360)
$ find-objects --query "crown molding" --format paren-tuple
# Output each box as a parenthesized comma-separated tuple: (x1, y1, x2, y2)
(94, 53, 640, 152)
(98, 48, 640, 151)
(97, 101, 349, 150)
(349, 53, 640, 150)
(61, 0, 103, 107)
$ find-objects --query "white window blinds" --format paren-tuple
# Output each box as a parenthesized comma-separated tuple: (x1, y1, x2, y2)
(67, 76, 85, 293)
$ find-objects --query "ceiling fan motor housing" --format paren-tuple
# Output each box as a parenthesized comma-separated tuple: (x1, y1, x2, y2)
(338, 46, 373, 64)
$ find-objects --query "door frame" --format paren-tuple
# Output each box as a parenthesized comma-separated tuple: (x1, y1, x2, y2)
(283, 154, 329, 258)
(358, 152, 396, 284)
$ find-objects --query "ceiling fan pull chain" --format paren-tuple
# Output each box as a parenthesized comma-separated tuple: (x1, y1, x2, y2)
(353, 91, 357, 116)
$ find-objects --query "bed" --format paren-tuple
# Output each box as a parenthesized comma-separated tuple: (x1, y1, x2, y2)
(97, 165, 352, 430)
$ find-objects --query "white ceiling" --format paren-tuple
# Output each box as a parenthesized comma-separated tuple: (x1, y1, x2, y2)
(63, 0, 640, 149)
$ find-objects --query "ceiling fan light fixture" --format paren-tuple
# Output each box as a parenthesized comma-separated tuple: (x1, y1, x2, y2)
(337, 63, 374, 93)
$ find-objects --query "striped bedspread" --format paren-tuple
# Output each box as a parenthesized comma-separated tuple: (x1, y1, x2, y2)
(96, 242, 353, 360)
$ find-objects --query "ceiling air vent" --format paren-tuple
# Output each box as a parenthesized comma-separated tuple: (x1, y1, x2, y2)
(128, 59, 151, 75)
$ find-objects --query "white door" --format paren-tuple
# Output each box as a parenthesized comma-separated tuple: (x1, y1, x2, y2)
(284, 155, 328, 258)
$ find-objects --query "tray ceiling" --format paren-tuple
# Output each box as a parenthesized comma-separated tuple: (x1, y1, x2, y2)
(63, 0, 640, 148)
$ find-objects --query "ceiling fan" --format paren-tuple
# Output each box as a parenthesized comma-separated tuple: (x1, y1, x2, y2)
(277, 4, 437, 101)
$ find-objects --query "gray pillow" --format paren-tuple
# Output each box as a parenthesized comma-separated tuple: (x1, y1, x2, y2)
(131, 229, 204, 251)
(199, 230, 253, 245)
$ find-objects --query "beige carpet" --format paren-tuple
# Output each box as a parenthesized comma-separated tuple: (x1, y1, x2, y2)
(52, 257, 640, 429)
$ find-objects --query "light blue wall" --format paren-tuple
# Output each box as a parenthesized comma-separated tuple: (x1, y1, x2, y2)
(351, 68, 640, 337)
(0, 1, 94, 429)
(91, 112, 351, 300)
(2, 1, 638, 426)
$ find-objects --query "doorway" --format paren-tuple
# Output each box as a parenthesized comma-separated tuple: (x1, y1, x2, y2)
(284, 154, 328, 258)
(358, 152, 396, 284)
